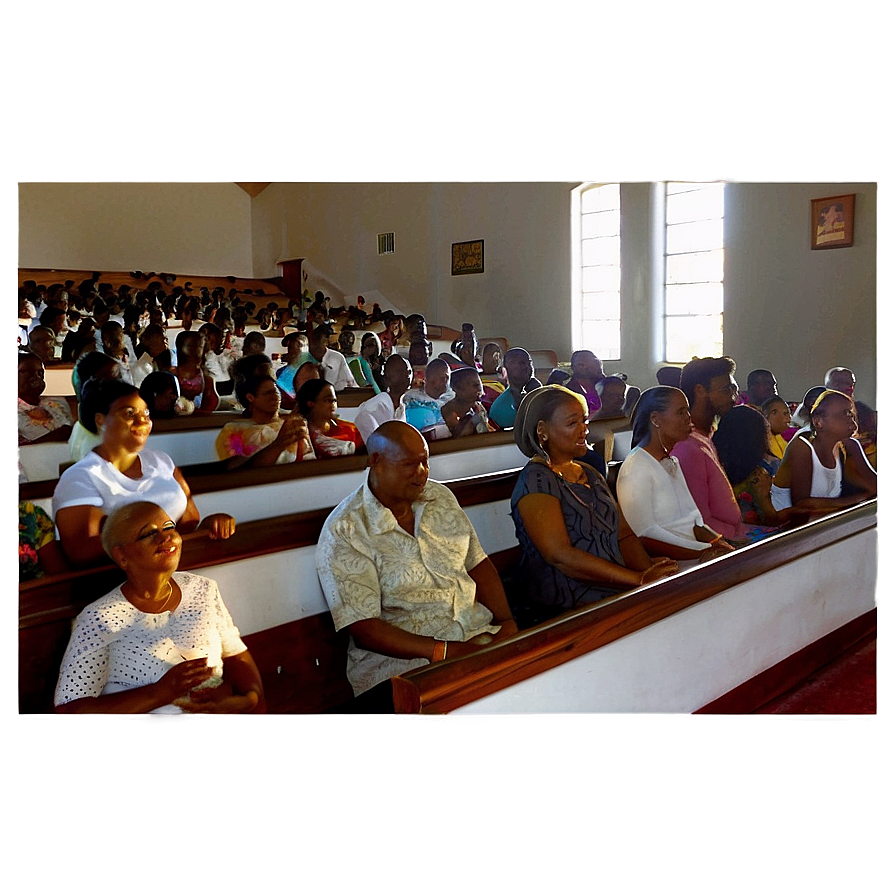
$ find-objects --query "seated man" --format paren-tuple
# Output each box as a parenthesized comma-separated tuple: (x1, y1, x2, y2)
(354, 354, 412, 443)
(309, 324, 357, 392)
(824, 366, 856, 398)
(671, 356, 772, 544)
(401, 358, 454, 440)
(316, 421, 518, 711)
(738, 368, 778, 409)
(565, 350, 605, 415)
(488, 348, 542, 429)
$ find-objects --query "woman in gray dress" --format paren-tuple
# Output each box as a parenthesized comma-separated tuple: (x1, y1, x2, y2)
(509, 386, 678, 627)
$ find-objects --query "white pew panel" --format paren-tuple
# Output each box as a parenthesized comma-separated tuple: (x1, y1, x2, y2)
(453, 526, 877, 713)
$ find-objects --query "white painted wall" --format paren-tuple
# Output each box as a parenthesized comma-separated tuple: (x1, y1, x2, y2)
(249, 181, 877, 405)
(453, 527, 877, 713)
(249, 182, 575, 359)
(18, 182, 253, 277)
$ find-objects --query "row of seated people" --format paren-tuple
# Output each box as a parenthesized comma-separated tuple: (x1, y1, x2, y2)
(46, 355, 877, 713)
(20, 338, 877, 558)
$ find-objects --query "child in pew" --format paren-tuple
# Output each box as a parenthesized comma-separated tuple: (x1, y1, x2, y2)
(761, 395, 793, 460)
(440, 367, 498, 437)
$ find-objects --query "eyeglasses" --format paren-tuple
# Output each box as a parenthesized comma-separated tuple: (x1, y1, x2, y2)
(133, 520, 177, 543)
(114, 408, 152, 423)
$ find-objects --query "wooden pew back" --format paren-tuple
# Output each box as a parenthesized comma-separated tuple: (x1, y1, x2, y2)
(19, 469, 522, 714)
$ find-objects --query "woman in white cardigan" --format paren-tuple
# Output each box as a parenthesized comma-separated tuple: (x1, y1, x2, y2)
(616, 387, 735, 561)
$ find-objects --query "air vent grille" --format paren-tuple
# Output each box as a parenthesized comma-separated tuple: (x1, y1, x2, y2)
(377, 232, 395, 255)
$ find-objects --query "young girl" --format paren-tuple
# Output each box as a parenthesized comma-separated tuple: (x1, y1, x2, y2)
(770, 390, 876, 512)
(761, 395, 793, 460)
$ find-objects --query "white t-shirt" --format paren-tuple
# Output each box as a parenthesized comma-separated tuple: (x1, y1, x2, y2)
(53, 447, 188, 523)
(54, 572, 247, 713)
(319, 348, 358, 392)
(354, 391, 406, 444)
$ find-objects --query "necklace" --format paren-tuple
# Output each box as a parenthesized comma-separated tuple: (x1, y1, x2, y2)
(128, 580, 174, 613)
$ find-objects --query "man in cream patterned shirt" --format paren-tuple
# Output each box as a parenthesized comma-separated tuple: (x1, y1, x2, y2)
(316, 420, 517, 710)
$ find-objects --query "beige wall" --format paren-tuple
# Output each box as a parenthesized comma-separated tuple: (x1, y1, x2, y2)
(249, 182, 575, 355)
(250, 181, 876, 405)
(18, 182, 253, 277)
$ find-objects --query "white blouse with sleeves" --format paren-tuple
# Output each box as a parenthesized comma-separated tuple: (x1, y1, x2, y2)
(54, 572, 247, 712)
(52, 448, 188, 523)
(616, 447, 708, 551)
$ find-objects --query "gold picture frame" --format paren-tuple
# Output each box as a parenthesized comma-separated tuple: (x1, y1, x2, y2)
(451, 239, 484, 275)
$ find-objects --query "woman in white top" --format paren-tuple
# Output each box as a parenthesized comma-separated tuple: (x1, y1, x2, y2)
(53, 380, 236, 567)
(616, 387, 735, 560)
(771, 389, 876, 512)
(55, 501, 264, 713)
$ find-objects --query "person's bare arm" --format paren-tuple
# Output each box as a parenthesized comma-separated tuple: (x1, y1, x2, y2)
(467, 557, 518, 637)
(843, 438, 877, 497)
(180, 651, 266, 714)
(788, 438, 869, 510)
(173, 467, 235, 538)
(517, 492, 652, 588)
(348, 613, 503, 663)
(54, 504, 108, 567)
(56, 658, 213, 713)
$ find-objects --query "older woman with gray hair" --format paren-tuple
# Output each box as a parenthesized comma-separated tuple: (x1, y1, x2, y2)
(509, 385, 678, 627)
(54, 501, 265, 714)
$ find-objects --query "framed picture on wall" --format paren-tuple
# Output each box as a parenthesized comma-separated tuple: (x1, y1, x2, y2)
(811, 194, 855, 249)
(451, 239, 484, 275)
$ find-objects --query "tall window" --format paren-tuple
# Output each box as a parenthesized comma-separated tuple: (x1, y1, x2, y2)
(663, 181, 725, 362)
(572, 183, 621, 361)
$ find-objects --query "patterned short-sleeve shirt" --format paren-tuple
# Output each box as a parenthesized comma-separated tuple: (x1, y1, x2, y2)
(316, 478, 499, 695)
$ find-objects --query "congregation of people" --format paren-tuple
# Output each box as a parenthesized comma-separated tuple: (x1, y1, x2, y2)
(17, 272, 877, 713)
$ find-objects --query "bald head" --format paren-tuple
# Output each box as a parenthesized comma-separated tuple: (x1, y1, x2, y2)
(423, 358, 451, 399)
(824, 367, 855, 396)
(367, 421, 430, 508)
(367, 420, 427, 460)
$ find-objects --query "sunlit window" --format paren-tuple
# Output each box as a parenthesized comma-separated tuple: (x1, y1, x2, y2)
(572, 183, 621, 361)
(663, 182, 724, 362)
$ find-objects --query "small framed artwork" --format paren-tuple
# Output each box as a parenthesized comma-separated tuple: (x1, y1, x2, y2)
(451, 239, 484, 275)
(811, 193, 855, 249)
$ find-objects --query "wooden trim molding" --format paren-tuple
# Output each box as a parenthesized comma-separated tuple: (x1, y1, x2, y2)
(391, 500, 878, 714)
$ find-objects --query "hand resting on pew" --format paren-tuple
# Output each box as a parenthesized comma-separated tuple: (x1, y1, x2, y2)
(54, 501, 264, 714)
(52, 380, 236, 567)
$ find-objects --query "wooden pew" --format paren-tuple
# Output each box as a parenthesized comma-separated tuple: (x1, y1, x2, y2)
(391, 500, 878, 713)
(19, 468, 522, 714)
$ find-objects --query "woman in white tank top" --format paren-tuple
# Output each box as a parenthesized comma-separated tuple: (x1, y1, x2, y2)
(770, 390, 875, 512)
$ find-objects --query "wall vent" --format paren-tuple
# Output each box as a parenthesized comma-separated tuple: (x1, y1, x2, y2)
(377, 232, 395, 255)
